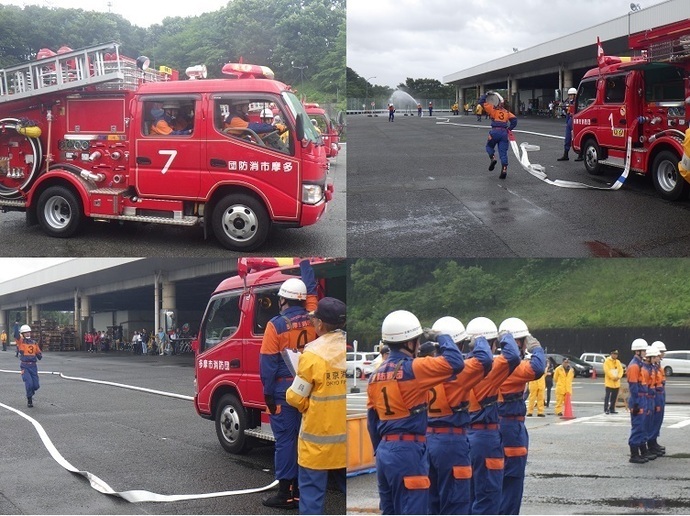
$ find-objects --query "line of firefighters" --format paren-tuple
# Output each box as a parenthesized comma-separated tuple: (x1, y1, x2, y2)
(365, 311, 669, 515)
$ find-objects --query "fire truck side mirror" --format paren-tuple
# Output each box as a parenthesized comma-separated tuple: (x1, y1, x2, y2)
(296, 113, 305, 143)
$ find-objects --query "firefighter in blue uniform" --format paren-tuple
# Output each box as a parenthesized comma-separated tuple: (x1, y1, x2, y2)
(627, 338, 650, 463)
(649, 341, 667, 456)
(479, 91, 518, 179)
(17, 324, 42, 407)
(465, 317, 521, 515)
(497, 318, 546, 515)
(260, 260, 318, 509)
(367, 310, 464, 515)
(557, 87, 583, 161)
(426, 316, 493, 515)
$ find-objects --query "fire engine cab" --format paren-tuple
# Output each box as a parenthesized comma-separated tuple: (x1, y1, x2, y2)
(572, 22, 690, 201)
(0, 42, 332, 250)
(303, 102, 342, 158)
(192, 257, 345, 454)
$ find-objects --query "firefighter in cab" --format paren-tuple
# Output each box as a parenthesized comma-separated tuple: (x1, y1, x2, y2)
(149, 102, 192, 135)
(260, 260, 318, 509)
(367, 310, 464, 515)
(17, 324, 42, 408)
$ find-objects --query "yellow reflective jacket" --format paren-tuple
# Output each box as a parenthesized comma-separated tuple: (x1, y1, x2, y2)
(603, 356, 623, 388)
(553, 364, 574, 395)
(286, 329, 346, 470)
(679, 127, 690, 181)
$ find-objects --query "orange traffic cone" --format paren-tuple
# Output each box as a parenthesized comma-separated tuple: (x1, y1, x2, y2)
(561, 392, 576, 420)
(591, 368, 597, 380)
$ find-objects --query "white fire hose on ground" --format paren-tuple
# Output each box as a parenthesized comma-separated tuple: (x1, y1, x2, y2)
(0, 368, 278, 503)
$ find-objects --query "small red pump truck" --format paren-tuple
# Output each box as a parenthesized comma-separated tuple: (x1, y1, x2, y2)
(572, 22, 690, 200)
(0, 43, 333, 250)
(192, 257, 345, 453)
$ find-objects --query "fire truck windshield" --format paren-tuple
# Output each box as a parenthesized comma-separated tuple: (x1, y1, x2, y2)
(283, 91, 321, 144)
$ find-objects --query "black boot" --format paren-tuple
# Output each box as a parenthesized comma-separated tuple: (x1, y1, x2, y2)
(649, 439, 665, 456)
(629, 445, 645, 464)
(489, 156, 497, 171)
(262, 479, 297, 509)
(27, 397, 33, 408)
(499, 166, 507, 179)
(641, 443, 657, 460)
(289, 478, 300, 507)
(574, 153, 584, 161)
(557, 150, 569, 161)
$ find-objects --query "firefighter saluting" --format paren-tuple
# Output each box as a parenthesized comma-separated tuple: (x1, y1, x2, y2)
(367, 310, 464, 515)
(17, 325, 42, 407)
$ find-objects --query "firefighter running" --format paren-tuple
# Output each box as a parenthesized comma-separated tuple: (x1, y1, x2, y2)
(478, 91, 518, 179)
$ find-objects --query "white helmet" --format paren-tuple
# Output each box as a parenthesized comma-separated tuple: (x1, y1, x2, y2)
(260, 108, 274, 120)
(278, 278, 307, 300)
(432, 316, 467, 344)
(651, 340, 666, 352)
(381, 310, 423, 343)
(646, 345, 660, 357)
(19, 324, 31, 334)
(498, 317, 530, 339)
(567, 87, 578, 95)
(631, 338, 648, 351)
(466, 317, 498, 340)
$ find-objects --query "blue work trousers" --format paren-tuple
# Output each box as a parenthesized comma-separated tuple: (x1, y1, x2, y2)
(652, 391, 665, 440)
(628, 397, 647, 446)
(269, 401, 301, 480)
(427, 431, 471, 515)
(375, 439, 429, 515)
(564, 116, 573, 151)
(468, 427, 504, 515)
(486, 129, 510, 167)
(20, 362, 40, 398)
(298, 466, 345, 514)
(499, 419, 529, 515)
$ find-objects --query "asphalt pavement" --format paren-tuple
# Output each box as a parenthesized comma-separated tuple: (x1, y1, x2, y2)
(0, 349, 345, 514)
(347, 113, 690, 257)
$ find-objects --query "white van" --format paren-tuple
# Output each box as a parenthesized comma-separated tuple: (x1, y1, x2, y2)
(661, 350, 690, 376)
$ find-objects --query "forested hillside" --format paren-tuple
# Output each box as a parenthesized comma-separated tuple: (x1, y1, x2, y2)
(348, 259, 690, 346)
(0, 0, 344, 104)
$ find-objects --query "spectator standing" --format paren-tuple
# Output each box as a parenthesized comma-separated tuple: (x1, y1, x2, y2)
(553, 358, 574, 416)
(158, 327, 167, 356)
(603, 350, 624, 414)
(286, 297, 347, 515)
(428, 102, 433, 117)
(544, 356, 556, 408)
(1, 329, 7, 351)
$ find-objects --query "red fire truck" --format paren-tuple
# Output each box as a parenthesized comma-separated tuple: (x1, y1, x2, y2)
(192, 256, 345, 454)
(0, 42, 332, 250)
(572, 22, 690, 200)
(304, 102, 342, 158)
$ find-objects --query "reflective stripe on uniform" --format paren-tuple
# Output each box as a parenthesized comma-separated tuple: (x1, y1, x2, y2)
(299, 431, 346, 444)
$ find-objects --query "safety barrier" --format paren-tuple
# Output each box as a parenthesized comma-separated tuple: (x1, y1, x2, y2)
(347, 414, 375, 473)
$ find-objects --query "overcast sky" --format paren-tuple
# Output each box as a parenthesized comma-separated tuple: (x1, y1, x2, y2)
(2, 0, 229, 27)
(0, 258, 72, 283)
(348, 0, 670, 88)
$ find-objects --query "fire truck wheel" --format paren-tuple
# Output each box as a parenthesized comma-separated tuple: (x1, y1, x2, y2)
(213, 193, 270, 251)
(652, 150, 689, 201)
(582, 138, 603, 176)
(215, 394, 250, 454)
(37, 185, 83, 237)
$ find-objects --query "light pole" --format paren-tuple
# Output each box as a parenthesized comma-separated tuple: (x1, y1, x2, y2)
(365, 76, 376, 114)
(291, 61, 308, 98)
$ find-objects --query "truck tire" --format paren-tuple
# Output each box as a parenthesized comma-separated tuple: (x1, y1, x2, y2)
(652, 150, 689, 201)
(212, 193, 270, 251)
(37, 185, 83, 237)
(215, 394, 250, 454)
(583, 138, 603, 175)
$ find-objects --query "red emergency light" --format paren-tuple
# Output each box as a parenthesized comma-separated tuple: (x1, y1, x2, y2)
(222, 63, 275, 80)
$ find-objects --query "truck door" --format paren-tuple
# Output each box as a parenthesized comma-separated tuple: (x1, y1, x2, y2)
(134, 97, 203, 199)
(595, 74, 629, 152)
(205, 95, 301, 220)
